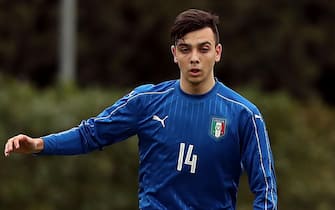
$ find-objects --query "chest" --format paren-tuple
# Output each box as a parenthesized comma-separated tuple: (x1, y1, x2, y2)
(137, 98, 241, 164)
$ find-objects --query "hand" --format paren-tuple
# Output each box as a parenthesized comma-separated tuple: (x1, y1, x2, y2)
(4, 134, 44, 157)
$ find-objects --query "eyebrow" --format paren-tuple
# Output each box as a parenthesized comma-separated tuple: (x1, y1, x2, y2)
(176, 41, 212, 48)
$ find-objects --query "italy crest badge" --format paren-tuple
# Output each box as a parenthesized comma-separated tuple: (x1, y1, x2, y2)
(210, 118, 226, 140)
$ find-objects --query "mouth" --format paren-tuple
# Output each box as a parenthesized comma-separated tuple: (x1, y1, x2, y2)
(189, 68, 201, 76)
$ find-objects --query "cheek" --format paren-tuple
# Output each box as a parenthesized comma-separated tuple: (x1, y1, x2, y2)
(174, 53, 179, 62)
(177, 62, 187, 71)
(203, 55, 216, 65)
(176, 56, 188, 66)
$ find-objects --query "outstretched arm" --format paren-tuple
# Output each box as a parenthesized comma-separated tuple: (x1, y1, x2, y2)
(4, 134, 44, 157)
(4, 86, 145, 157)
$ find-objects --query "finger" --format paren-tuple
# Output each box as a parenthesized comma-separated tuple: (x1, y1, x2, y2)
(6, 136, 18, 153)
(5, 148, 10, 157)
(4, 142, 8, 156)
(4, 140, 12, 157)
(9, 137, 16, 149)
(7, 140, 13, 152)
(14, 138, 20, 149)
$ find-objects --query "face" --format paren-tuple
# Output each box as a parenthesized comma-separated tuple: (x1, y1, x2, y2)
(171, 27, 222, 94)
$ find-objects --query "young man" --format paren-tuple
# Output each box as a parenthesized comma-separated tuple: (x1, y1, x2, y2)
(4, 9, 277, 210)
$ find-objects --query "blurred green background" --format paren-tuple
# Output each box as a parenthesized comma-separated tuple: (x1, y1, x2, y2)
(1, 0, 334, 209)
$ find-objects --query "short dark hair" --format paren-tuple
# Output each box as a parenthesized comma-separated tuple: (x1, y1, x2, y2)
(171, 9, 220, 45)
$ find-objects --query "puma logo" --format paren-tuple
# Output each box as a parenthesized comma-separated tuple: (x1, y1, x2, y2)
(152, 115, 168, 128)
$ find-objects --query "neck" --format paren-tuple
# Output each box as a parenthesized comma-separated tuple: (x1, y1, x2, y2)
(180, 77, 216, 95)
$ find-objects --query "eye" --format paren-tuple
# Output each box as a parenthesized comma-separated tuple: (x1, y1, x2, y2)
(200, 47, 210, 53)
(179, 47, 190, 54)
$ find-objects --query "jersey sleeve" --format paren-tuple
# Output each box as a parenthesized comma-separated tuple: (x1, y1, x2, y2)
(239, 110, 278, 210)
(38, 86, 148, 155)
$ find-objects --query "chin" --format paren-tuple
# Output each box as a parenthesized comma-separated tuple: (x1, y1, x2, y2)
(188, 78, 204, 85)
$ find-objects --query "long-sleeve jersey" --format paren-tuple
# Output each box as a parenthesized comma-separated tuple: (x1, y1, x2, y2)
(40, 80, 278, 210)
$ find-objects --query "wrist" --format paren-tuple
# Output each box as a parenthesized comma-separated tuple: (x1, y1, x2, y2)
(34, 138, 44, 153)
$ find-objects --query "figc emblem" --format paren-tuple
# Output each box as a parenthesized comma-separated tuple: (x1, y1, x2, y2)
(210, 118, 226, 140)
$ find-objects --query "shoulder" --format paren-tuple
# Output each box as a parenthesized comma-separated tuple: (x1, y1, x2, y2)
(215, 81, 261, 116)
(126, 80, 176, 99)
(105, 80, 176, 114)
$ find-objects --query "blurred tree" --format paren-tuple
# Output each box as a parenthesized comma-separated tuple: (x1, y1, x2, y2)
(0, 0, 334, 102)
(210, 0, 335, 103)
(0, 1, 58, 87)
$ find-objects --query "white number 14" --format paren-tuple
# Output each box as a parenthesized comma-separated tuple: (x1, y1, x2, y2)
(177, 143, 198, 174)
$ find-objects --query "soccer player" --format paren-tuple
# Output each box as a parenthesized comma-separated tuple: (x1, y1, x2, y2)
(4, 9, 278, 210)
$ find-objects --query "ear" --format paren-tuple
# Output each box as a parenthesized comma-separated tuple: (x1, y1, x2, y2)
(171, 45, 178, 63)
(215, 44, 223, 62)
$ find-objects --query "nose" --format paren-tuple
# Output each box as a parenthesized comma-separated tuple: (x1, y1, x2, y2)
(190, 50, 200, 64)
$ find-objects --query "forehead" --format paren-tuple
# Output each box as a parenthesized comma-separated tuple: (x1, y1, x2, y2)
(176, 27, 216, 46)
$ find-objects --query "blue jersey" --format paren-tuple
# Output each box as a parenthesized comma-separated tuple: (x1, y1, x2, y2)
(41, 80, 277, 210)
